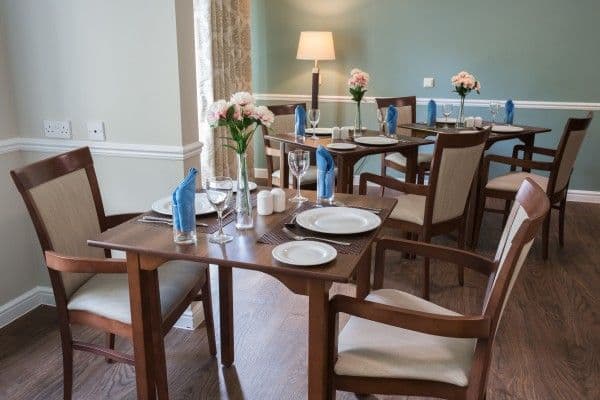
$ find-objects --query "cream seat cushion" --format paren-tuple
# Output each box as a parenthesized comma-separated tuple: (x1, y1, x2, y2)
(335, 289, 476, 387)
(385, 152, 433, 167)
(272, 166, 322, 185)
(68, 260, 206, 324)
(486, 172, 548, 192)
(389, 193, 426, 225)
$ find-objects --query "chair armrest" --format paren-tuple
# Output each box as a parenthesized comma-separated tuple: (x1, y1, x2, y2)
(484, 154, 554, 171)
(45, 251, 126, 273)
(102, 213, 141, 231)
(512, 144, 557, 158)
(376, 238, 495, 276)
(358, 172, 428, 196)
(330, 294, 490, 339)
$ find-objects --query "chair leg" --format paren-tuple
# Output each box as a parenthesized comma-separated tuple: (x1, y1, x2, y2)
(473, 191, 486, 248)
(60, 331, 73, 400)
(559, 198, 566, 248)
(201, 271, 217, 356)
(542, 212, 551, 260)
(105, 333, 115, 363)
(422, 234, 431, 300)
(373, 241, 386, 290)
(457, 225, 465, 286)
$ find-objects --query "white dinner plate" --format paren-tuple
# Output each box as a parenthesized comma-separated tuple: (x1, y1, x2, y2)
(272, 241, 337, 266)
(491, 125, 524, 133)
(458, 130, 480, 133)
(151, 192, 222, 216)
(327, 142, 357, 150)
(225, 181, 257, 193)
(306, 127, 333, 135)
(353, 136, 399, 146)
(437, 117, 457, 123)
(296, 207, 381, 235)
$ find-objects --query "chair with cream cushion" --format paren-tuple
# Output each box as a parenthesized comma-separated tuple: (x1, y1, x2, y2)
(329, 178, 550, 400)
(11, 147, 216, 400)
(360, 130, 489, 299)
(375, 96, 433, 185)
(474, 112, 593, 259)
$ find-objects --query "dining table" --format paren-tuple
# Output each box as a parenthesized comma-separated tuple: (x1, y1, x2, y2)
(263, 130, 434, 193)
(88, 189, 397, 400)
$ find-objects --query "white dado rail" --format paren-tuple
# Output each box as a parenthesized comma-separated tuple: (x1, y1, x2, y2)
(0, 137, 203, 160)
(254, 93, 600, 111)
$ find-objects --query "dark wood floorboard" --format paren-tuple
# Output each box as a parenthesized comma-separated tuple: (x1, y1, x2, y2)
(0, 200, 598, 399)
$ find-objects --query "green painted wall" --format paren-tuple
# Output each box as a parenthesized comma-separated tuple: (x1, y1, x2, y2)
(251, 0, 599, 190)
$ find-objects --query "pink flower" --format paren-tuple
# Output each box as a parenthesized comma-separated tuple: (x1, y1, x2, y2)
(253, 105, 275, 127)
(207, 100, 229, 126)
(230, 91, 255, 106)
(230, 103, 242, 120)
(242, 103, 255, 117)
(348, 68, 370, 89)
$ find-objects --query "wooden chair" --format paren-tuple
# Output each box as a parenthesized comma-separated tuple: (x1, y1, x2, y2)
(10, 147, 216, 399)
(375, 96, 432, 185)
(260, 103, 317, 188)
(474, 112, 593, 259)
(328, 178, 550, 400)
(360, 130, 489, 299)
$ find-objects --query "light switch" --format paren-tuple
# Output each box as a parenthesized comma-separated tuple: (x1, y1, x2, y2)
(423, 77, 435, 88)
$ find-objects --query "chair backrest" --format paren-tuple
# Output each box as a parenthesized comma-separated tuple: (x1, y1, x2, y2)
(11, 147, 107, 299)
(425, 130, 489, 225)
(374, 96, 416, 136)
(260, 103, 306, 184)
(548, 112, 593, 195)
(482, 179, 550, 336)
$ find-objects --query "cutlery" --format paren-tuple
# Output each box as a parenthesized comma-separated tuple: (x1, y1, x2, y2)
(282, 226, 351, 246)
(143, 215, 209, 227)
(348, 205, 382, 214)
(284, 213, 298, 228)
(138, 218, 208, 228)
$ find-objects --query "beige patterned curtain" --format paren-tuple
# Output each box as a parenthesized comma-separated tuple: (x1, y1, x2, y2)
(195, 0, 253, 180)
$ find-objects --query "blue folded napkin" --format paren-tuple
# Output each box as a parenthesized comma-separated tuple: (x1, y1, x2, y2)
(386, 105, 398, 135)
(427, 99, 437, 126)
(295, 105, 306, 136)
(505, 99, 514, 124)
(172, 168, 197, 231)
(316, 145, 335, 199)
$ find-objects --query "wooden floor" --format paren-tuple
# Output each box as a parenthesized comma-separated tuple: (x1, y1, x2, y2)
(1, 201, 598, 399)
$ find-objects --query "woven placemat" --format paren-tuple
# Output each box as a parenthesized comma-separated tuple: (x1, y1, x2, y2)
(257, 203, 373, 255)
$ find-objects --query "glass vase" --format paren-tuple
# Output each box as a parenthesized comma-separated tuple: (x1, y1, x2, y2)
(457, 96, 466, 127)
(353, 101, 363, 138)
(235, 152, 254, 230)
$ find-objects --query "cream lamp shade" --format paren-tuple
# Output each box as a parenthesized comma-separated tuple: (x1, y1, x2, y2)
(296, 31, 336, 61)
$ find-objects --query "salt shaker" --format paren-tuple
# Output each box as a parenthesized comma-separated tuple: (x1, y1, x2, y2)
(331, 126, 341, 141)
(465, 116, 475, 128)
(270, 188, 286, 212)
(257, 190, 274, 216)
(474, 117, 483, 128)
(340, 126, 350, 140)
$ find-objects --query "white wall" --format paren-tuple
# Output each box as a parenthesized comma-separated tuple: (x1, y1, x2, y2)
(0, 14, 16, 139)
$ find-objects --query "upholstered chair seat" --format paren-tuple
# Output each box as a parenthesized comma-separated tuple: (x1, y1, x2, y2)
(389, 194, 426, 225)
(68, 260, 207, 324)
(335, 289, 476, 387)
(485, 172, 548, 192)
(271, 165, 318, 186)
(385, 151, 433, 168)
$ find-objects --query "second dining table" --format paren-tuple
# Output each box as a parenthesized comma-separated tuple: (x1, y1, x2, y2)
(88, 189, 397, 400)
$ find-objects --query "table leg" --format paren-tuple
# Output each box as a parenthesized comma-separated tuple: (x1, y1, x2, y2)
(355, 245, 372, 299)
(218, 266, 234, 367)
(280, 142, 289, 189)
(520, 135, 535, 172)
(401, 147, 418, 183)
(146, 268, 169, 400)
(126, 252, 157, 400)
(307, 280, 332, 400)
(336, 157, 349, 194)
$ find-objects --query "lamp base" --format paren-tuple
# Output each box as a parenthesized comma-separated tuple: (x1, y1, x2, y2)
(311, 71, 319, 109)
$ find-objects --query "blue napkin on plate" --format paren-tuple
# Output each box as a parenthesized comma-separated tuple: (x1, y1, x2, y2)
(386, 105, 398, 135)
(172, 168, 197, 231)
(316, 145, 335, 199)
(505, 99, 514, 124)
(427, 99, 437, 126)
(295, 105, 306, 136)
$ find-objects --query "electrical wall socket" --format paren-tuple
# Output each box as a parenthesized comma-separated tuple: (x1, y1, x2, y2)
(87, 121, 106, 141)
(423, 77, 436, 88)
(43, 120, 72, 139)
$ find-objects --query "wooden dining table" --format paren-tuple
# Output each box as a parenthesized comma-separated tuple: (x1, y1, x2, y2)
(88, 190, 397, 400)
(263, 130, 434, 193)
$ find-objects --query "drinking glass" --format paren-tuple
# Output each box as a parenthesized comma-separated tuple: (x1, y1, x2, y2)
(288, 150, 310, 203)
(489, 101, 500, 124)
(307, 109, 321, 141)
(376, 108, 385, 136)
(206, 176, 233, 244)
(442, 104, 453, 128)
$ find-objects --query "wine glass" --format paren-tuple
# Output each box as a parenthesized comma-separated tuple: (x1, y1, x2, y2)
(307, 109, 321, 141)
(288, 150, 310, 203)
(206, 176, 233, 244)
(489, 101, 500, 124)
(376, 108, 385, 136)
(442, 104, 454, 128)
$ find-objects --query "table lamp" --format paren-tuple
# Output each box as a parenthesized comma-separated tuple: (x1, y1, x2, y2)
(296, 31, 336, 109)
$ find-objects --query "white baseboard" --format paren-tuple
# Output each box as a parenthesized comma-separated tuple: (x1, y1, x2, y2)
(0, 285, 204, 330)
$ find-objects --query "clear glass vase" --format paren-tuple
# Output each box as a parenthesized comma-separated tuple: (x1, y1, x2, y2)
(457, 96, 466, 127)
(353, 101, 363, 138)
(235, 152, 254, 230)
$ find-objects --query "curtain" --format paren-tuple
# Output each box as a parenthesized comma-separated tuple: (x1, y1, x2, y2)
(195, 0, 253, 181)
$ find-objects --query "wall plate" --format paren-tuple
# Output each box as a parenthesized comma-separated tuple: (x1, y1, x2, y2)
(43, 120, 71, 139)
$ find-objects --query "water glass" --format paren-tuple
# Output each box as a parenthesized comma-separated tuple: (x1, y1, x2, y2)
(442, 104, 453, 128)
(316, 169, 335, 204)
(206, 176, 233, 244)
(172, 202, 197, 244)
(489, 101, 500, 124)
(376, 108, 385, 136)
(308, 109, 320, 141)
(288, 150, 310, 203)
